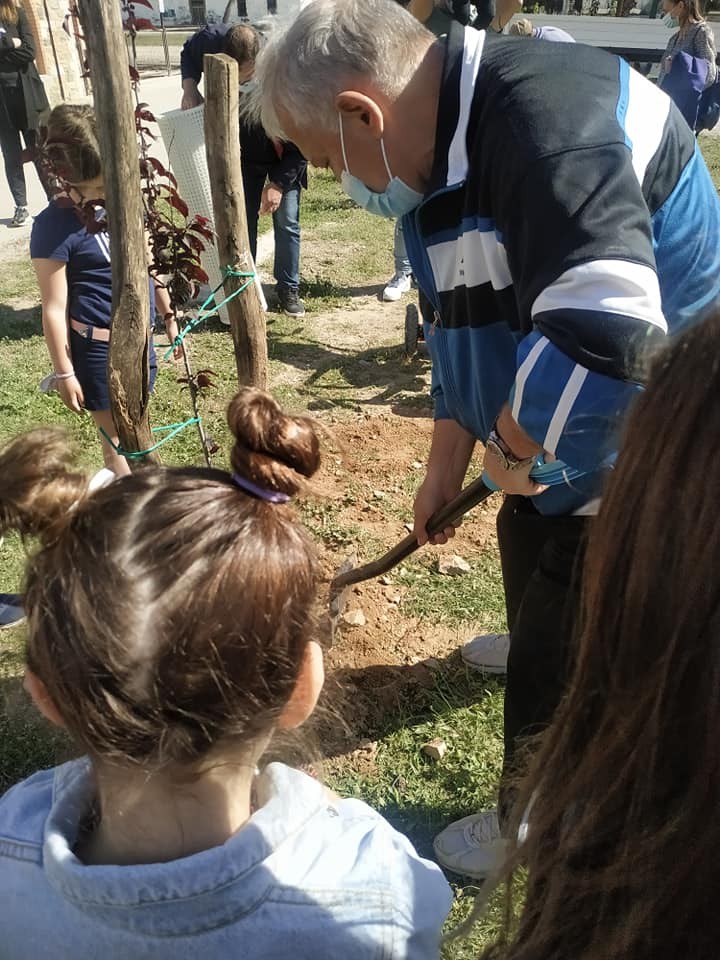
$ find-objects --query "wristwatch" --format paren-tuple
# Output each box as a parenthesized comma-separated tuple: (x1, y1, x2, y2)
(486, 428, 537, 472)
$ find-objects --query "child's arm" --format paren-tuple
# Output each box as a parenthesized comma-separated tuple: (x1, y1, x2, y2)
(32, 258, 85, 414)
(153, 282, 183, 360)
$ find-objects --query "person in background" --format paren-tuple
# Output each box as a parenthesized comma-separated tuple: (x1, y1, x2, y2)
(181, 23, 307, 318)
(30, 104, 179, 477)
(466, 311, 720, 960)
(247, 0, 720, 880)
(658, 0, 717, 129)
(0, 0, 49, 227)
(0, 388, 452, 959)
(508, 17, 576, 40)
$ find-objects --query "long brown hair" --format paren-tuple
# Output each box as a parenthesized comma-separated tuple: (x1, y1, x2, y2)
(677, 0, 705, 25)
(0, 1, 19, 25)
(479, 311, 720, 960)
(0, 388, 322, 769)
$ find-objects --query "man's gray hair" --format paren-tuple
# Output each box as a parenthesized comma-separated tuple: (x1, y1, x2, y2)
(245, 0, 433, 140)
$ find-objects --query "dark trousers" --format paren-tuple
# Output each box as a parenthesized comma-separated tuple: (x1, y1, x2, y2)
(0, 84, 36, 208)
(496, 496, 589, 822)
(241, 165, 301, 293)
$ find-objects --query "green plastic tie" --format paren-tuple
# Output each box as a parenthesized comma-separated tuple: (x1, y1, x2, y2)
(99, 416, 201, 459)
(162, 266, 256, 360)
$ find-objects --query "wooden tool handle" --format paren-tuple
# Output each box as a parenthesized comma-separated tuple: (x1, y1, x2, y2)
(330, 475, 495, 592)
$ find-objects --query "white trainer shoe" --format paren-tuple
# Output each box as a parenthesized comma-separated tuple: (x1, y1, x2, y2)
(433, 809, 508, 880)
(382, 272, 412, 302)
(461, 632, 510, 674)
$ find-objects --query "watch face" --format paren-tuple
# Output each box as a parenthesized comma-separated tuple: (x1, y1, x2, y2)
(486, 437, 509, 470)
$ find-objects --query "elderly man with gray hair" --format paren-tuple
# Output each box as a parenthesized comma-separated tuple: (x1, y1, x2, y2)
(247, 0, 720, 880)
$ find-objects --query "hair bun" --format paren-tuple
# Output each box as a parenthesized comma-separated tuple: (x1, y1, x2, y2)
(227, 388, 322, 497)
(0, 429, 88, 544)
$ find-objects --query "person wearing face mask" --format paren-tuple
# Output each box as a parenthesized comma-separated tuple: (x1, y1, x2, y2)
(657, 0, 717, 129)
(180, 23, 307, 318)
(380, 0, 521, 303)
(245, 0, 720, 881)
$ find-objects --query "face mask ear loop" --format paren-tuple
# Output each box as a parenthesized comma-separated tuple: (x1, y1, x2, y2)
(338, 113, 350, 174)
(379, 136, 393, 182)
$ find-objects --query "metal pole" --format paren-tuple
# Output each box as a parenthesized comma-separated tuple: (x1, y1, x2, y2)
(160, 13, 171, 75)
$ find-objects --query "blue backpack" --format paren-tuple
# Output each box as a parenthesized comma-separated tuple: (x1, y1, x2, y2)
(697, 78, 720, 132)
(659, 51, 710, 130)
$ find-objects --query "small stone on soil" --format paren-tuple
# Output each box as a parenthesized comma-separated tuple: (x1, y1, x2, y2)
(343, 608, 366, 627)
(379, 575, 393, 585)
(437, 554, 471, 576)
(422, 738, 448, 762)
(372, 490, 385, 500)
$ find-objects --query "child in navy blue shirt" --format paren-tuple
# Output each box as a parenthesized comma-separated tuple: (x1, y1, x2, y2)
(0, 388, 452, 958)
(30, 104, 179, 475)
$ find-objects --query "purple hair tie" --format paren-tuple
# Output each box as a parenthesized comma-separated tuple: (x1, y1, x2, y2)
(231, 472, 291, 504)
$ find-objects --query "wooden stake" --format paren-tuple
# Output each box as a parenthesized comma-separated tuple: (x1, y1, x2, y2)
(77, 0, 159, 465)
(204, 53, 268, 390)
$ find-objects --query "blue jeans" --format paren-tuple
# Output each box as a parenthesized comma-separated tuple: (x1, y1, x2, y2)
(393, 219, 412, 276)
(242, 166, 301, 293)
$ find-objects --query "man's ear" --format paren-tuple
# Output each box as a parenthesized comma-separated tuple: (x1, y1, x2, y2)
(277, 641, 325, 730)
(24, 670, 66, 728)
(335, 90, 385, 137)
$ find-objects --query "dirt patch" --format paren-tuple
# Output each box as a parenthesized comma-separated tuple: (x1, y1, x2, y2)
(300, 412, 500, 755)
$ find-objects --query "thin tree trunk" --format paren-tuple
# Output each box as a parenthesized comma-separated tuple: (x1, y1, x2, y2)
(77, 0, 159, 465)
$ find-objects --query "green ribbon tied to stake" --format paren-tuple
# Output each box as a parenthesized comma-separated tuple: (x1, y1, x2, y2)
(162, 266, 257, 361)
(99, 418, 201, 459)
(98, 266, 256, 460)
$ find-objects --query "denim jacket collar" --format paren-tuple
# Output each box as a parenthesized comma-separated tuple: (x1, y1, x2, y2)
(43, 760, 334, 937)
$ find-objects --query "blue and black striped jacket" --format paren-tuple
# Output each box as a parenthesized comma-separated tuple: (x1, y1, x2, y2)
(403, 24, 720, 515)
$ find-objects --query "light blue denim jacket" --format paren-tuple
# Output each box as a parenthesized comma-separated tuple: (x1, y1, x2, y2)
(0, 759, 452, 959)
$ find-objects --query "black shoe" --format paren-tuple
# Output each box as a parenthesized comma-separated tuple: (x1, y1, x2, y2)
(9, 206, 29, 228)
(278, 288, 306, 318)
(0, 593, 25, 629)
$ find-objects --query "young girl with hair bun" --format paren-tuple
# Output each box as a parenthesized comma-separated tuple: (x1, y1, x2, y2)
(0, 387, 452, 959)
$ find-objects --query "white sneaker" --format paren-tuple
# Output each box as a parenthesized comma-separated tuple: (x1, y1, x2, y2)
(382, 272, 412, 302)
(433, 809, 508, 880)
(461, 632, 510, 674)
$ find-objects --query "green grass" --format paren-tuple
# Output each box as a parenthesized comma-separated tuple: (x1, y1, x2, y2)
(133, 31, 194, 47)
(398, 551, 507, 629)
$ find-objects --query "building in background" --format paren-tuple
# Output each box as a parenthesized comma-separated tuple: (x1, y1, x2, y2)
(24, 0, 87, 104)
(144, 0, 305, 26)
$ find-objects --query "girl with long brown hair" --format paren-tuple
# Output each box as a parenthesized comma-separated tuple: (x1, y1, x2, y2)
(0, 0, 49, 226)
(471, 311, 720, 959)
(0, 387, 451, 959)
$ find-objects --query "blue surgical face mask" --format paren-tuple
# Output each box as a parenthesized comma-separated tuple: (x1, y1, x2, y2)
(663, 10, 679, 27)
(338, 113, 423, 219)
(239, 78, 259, 94)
